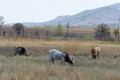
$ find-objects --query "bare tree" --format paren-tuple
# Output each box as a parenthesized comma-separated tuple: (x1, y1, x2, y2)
(114, 27, 119, 38)
(46, 30, 50, 39)
(65, 22, 70, 39)
(94, 23, 111, 40)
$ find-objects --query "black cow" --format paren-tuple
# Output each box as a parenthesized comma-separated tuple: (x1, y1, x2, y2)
(13, 46, 28, 56)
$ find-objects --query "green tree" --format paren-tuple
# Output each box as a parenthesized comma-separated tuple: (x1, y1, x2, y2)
(55, 23, 64, 36)
(114, 27, 119, 38)
(12, 23, 25, 35)
(94, 23, 111, 40)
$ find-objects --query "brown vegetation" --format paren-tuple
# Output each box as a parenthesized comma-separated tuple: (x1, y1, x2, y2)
(0, 38, 119, 80)
(0, 27, 95, 40)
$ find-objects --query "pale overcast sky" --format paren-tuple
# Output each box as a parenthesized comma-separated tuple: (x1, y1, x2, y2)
(0, 0, 120, 23)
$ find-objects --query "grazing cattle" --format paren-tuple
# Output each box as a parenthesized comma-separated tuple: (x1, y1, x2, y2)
(13, 46, 28, 56)
(48, 49, 74, 65)
(91, 46, 101, 59)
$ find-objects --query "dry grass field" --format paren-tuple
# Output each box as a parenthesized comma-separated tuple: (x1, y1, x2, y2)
(0, 38, 120, 80)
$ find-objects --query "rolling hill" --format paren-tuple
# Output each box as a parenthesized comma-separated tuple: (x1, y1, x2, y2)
(38, 3, 120, 27)
(6, 3, 120, 27)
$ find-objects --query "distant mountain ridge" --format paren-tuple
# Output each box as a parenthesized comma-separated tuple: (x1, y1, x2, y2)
(6, 3, 120, 27)
(39, 3, 120, 27)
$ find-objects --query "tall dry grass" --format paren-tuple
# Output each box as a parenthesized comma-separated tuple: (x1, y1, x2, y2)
(0, 38, 120, 55)
(0, 38, 119, 80)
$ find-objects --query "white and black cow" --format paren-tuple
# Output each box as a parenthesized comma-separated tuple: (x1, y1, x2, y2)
(13, 46, 28, 56)
(48, 49, 74, 65)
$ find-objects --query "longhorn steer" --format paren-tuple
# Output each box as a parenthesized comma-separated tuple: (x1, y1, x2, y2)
(48, 49, 74, 65)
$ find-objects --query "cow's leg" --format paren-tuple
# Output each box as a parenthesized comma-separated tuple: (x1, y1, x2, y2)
(14, 52, 17, 56)
(49, 57, 54, 64)
(51, 59, 54, 64)
(19, 53, 21, 56)
(61, 57, 65, 65)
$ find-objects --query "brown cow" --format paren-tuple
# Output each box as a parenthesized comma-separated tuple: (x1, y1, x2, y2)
(91, 46, 101, 59)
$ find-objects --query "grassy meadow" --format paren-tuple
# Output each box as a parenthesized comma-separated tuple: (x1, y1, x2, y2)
(0, 38, 120, 80)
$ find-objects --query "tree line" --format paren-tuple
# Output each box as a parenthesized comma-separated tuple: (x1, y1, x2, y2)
(0, 16, 120, 41)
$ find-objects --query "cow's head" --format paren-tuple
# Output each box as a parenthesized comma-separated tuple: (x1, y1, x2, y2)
(13, 46, 18, 55)
(64, 51, 75, 66)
